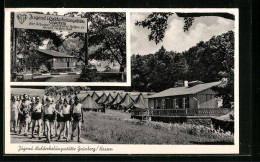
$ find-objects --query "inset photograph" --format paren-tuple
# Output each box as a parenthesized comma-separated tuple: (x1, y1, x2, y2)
(10, 85, 234, 145)
(9, 11, 127, 83)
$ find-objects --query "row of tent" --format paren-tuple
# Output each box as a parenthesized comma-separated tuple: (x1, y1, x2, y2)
(54, 91, 153, 111)
(13, 91, 154, 111)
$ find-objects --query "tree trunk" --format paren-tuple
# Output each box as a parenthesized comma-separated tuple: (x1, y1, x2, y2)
(119, 66, 124, 72)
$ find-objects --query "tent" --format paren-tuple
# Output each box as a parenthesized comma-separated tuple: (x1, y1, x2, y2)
(211, 110, 234, 133)
(96, 93, 107, 104)
(81, 94, 102, 111)
(77, 92, 89, 100)
(119, 93, 134, 108)
(129, 93, 139, 101)
(91, 91, 100, 101)
(103, 93, 114, 105)
(111, 93, 123, 105)
(110, 92, 118, 98)
(127, 93, 148, 109)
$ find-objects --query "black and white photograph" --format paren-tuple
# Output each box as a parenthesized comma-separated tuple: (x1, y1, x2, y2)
(9, 84, 234, 145)
(4, 8, 239, 154)
(9, 10, 127, 83)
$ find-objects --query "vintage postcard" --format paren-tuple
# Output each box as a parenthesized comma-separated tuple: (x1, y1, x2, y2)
(5, 8, 239, 154)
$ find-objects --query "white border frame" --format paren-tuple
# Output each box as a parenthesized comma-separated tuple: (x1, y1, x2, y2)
(4, 8, 239, 154)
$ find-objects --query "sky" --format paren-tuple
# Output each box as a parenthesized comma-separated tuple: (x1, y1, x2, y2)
(131, 12, 235, 55)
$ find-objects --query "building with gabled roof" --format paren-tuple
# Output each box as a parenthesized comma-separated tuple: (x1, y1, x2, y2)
(17, 49, 77, 72)
(148, 81, 223, 110)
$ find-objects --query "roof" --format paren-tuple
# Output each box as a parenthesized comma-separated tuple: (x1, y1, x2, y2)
(37, 49, 76, 58)
(148, 81, 222, 99)
(212, 110, 234, 122)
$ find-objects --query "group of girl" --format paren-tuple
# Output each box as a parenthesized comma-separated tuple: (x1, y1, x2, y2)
(10, 94, 84, 143)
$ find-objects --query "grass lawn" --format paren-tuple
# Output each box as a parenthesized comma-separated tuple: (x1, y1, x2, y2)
(11, 88, 45, 97)
(22, 75, 80, 82)
(21, 74, 124, 82)
(81, 109, 234, 144)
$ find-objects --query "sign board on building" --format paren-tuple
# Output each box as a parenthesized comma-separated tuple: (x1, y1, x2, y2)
(14, 12, 88, 33)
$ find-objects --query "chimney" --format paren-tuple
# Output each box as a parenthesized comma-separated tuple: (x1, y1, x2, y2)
(184, 80, 188, 87)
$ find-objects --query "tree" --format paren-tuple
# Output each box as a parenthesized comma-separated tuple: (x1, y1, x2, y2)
(11, 12, 64, 78)
(66, 12, 126, 72)
(135, 12, 235, 44)
(131, 46, 188, 92)
(135, 13, 235, 108)
(131, 31, 234, 107)
(45, 86, 86, 97)
(11, 29, 63, 72)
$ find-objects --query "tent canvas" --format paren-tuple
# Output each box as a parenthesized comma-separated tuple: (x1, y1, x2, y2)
(127, 94, 148, 109)
(77, 92, 88, 100)
(129, 93, 139, 101)
(96, 93, 107, 104)
(111, 93, 123, 105)
(103, 93, 114, 105)
(120, 93, 134, 107)
(81, 95, 102, 110)
(110, 92, 118, 98)
(91, 91, 100, 101)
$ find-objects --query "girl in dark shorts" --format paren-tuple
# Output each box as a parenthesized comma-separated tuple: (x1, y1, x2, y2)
(43, 97, 62, 143)
(18, 94, 31, 136)
(56, 97, 64, 138)
(31, 96, 43, 139)
(71, 97, 84, 142)
(57, 99, 72, 142)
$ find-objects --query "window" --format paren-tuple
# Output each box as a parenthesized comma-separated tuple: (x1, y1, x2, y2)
(162, 99, 165, 109)
(183, 97, 190, 109)
(154, 100, 158, 109)
(157, 100, 161, 109)
(176, 98, 183, 109)
(173, 99, 177, 109)
(165, 98, 170, 109)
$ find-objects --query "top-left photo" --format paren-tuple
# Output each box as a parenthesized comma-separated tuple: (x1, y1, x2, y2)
(7, 9, 128, 84)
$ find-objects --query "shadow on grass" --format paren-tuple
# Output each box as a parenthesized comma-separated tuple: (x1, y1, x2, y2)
(22, 77, 52, 82)
(190, 141, 234, 145)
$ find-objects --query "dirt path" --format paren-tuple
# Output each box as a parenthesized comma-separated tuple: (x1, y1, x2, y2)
(10, 128, 97, 144)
